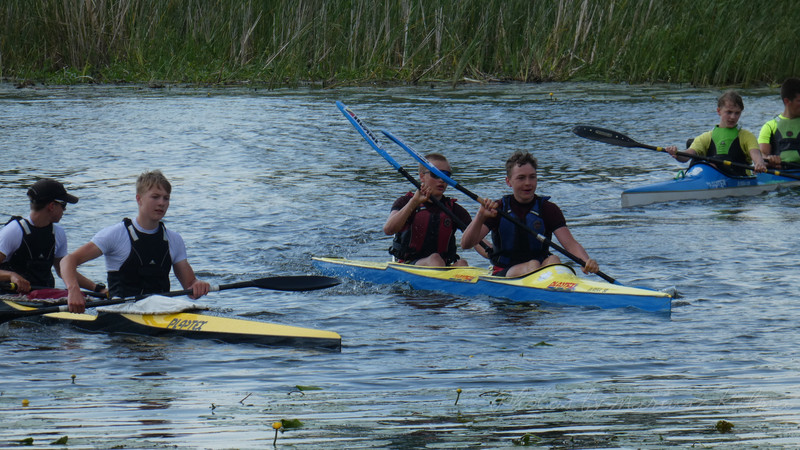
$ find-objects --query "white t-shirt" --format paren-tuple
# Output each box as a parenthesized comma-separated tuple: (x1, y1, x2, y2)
(91, 218, 188, 271)
(0, 216, 68, 260)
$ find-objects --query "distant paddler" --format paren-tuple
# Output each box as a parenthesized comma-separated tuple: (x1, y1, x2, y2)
(759, 78, 800, 169)
(664, 90, 767, 176)
(61, 170, 210, 313)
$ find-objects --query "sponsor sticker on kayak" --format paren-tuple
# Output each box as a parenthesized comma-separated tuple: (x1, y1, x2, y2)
(167, 318, 208, 331)
(547, 281, 577, 291)
(450, 274, 477, 282)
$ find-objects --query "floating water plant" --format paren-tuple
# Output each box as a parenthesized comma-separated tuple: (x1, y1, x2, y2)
(512, 433, 539, 446)
(281, 419, 303, 429)
(272, 422, 282, 446)
(295, 385, 322, 391)
(289, 385, 323, 396)
(272, 419, 304, 445)
(715, 420, 734, 433)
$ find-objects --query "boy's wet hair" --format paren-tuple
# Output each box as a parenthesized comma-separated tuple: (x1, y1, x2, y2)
(425, 153, 448, 164)
(136, 170, 172, 196)
(718, 90, 744, 110)
(419, 153, 449, 172)
(505, 151, 538, 176)
(781, 77, 800, 101)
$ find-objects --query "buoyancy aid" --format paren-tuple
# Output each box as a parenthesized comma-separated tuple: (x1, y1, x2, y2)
(489, 195, 551, 268)
(107, 218, 171, 298)
(0, 216, 56, 287)
(691, 126, 749, 176)
(390, 194, 459, 264)
(770, 116, 800, 164)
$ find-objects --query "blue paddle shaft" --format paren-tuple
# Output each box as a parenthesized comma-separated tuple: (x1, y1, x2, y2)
(380, 129, 459, 186)
(336, 102, 489, 248)
(336, 101, 402, 171)
(380, 128, 617, 285)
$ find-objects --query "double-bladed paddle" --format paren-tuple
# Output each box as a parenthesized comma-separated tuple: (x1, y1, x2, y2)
(380, 128, 618, 284)
(572, 125, 800, 181)
(336, 100, 491, 253)
(5, 284, 109, 299)
(0, 275, 340, 325)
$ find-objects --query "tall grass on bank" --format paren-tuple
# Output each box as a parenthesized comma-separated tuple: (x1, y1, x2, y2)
(0, 0, 795, 86)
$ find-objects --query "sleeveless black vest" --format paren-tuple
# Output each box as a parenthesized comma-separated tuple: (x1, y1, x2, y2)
(107, 218, 171, 298)
(0, 217, 56, 287)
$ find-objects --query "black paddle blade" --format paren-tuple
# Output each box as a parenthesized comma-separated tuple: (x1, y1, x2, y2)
(245, 275, 340, 292)
(572, 125, 644, 148)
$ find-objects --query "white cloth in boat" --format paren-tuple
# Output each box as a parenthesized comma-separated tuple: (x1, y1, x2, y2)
(97, 295, 208, 314)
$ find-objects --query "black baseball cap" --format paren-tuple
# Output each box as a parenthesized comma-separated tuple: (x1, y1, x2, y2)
(27, 178, 79, 204)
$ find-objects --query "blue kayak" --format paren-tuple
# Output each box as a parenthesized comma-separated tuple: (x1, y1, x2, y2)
(312, 257, 672, 312)
(621, 163, 800, 207)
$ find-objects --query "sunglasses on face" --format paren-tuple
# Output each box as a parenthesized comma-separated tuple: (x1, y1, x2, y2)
(426, 170, 451, 180)
(54, 200, 67, 210)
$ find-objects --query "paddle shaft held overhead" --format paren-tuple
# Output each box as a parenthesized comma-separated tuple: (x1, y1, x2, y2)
(381, 128, 617, 284)
(336, 101, 491, 253)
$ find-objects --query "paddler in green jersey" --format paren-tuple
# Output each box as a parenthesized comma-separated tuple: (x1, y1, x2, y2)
(759, 77, 800, 167)
(665, 90, 766, 176)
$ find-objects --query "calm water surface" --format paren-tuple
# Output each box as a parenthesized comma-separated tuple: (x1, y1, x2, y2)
(1, 82, 800, 448)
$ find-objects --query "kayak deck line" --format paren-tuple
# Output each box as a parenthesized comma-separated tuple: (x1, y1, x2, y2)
(313, 257, 671, 312)
(1, 297, 342, 350)
(622, 163, 800, 207)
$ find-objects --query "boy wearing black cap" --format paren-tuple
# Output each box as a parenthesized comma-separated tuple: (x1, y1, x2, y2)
(0, 178, 100, 293)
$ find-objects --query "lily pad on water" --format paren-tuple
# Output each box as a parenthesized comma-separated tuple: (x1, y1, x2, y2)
(281, 418, 304, 429)
(715, 420, 734, 433)
(512, 433, 539, 446)
(295, 385, 323, 391)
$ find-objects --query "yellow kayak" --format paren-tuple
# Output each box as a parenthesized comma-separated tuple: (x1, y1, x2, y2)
(312, 257, 671, 312)
(1, 297, 341, 350)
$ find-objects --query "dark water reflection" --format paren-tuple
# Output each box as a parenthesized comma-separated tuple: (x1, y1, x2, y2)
(1, 82, 799, 448)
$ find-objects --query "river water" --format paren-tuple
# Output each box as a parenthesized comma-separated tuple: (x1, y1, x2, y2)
(1, 82, 799, 448)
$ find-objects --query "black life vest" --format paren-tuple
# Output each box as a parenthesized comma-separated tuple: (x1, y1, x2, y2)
(390, 194, 459, 264)
(107, 218, 171, 298)
(489, 195, 551, 269)
(0, 216, 56, 287)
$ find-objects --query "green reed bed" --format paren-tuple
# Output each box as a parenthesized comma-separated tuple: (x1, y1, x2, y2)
(0, 0, 795, 86)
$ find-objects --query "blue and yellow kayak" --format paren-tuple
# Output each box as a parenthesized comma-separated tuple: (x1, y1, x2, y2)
(622, 162, 800, 207)
(312, 257, 672, 312)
